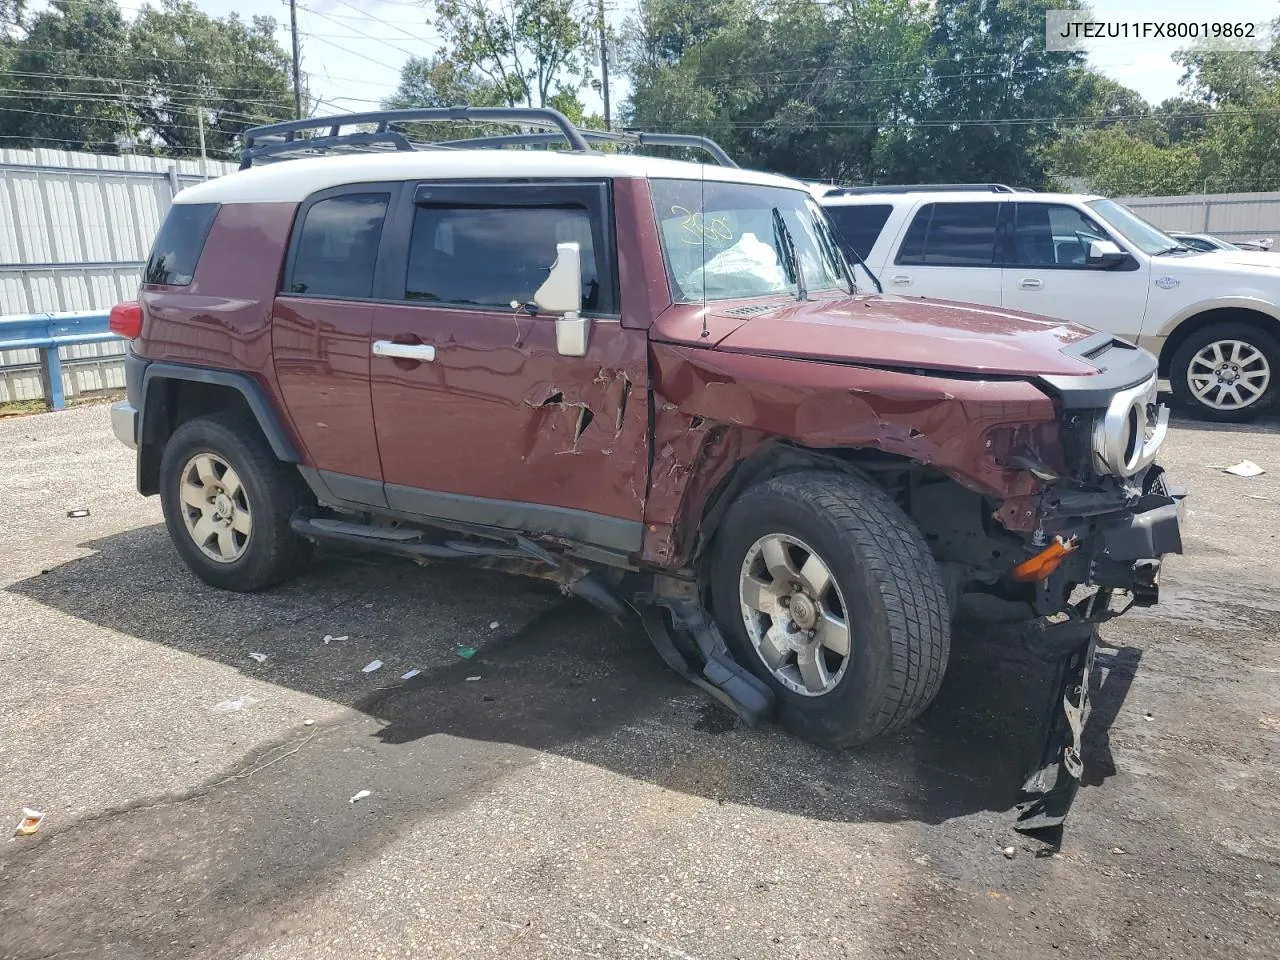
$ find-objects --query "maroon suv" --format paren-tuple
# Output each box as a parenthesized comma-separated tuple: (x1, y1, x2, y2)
(108, 109, 1183, 830)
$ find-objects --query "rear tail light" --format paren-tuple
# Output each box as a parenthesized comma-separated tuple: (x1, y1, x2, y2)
(109, 302, 143, 339)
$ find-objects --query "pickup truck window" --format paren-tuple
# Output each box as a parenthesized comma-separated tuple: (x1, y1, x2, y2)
(896, 202, 1000, 266)
(405, 203, 603, 310)
(288, 193, 389, 299)
(651, 179, 846, 302)
(825, 204, 893, 262)
(1010, 203, 1108, 267)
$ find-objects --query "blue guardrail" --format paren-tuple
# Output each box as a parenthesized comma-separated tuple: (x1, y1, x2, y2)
(0, 310, 119, 411)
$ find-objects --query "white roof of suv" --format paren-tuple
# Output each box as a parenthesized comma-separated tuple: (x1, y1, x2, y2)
(178, 150, 807, 206)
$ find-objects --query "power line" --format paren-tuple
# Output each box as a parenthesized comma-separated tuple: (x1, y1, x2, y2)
(298, 4, 423, 60)
(325, 0, 435, 45)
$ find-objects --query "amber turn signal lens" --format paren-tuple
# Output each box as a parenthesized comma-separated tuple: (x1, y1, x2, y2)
(1011, 536, 1079, 583)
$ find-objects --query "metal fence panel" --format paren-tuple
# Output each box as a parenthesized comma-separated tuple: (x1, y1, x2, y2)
(1118, 191, 1280, 242)
(0, 149, 236, 402)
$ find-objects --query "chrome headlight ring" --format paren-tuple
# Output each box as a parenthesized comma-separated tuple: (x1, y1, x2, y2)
(1092, 375, 1169, 477)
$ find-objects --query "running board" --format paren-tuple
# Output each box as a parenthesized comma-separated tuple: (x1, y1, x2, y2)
(635, 575, 775, 727)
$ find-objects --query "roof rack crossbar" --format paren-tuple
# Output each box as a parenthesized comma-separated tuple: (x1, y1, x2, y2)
(240, 107, 591, 169)
(822, 183, 1017, 196)
(439, 129, 738, 167)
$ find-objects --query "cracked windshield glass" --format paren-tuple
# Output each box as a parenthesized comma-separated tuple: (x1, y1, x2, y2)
(650, 178, 848, 302)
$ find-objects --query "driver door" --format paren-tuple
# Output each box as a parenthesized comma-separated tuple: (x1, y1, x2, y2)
(1000, 201, 1151, 340)
(368, 180, 650, 555)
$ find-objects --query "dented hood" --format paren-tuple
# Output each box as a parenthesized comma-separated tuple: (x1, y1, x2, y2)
(704, 295, 1100, 377)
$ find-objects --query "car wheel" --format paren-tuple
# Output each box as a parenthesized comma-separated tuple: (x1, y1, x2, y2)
(710, 470, 950, 748)
(159, 413, 312, 591)
(1170, 322, 1279, 422)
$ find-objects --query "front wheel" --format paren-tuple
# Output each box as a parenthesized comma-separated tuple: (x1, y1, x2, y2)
(710, 470, 950, 748)
(1170, 322, 1279, 422)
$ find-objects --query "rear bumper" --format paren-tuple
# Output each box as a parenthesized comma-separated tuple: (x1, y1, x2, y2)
(110, 400, 138, 449)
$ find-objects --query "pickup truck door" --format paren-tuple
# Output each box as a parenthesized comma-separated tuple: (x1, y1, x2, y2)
(1000, 201, 1151, 340)
(882, 199, 1005, 308)
(367, 180, 649, 556)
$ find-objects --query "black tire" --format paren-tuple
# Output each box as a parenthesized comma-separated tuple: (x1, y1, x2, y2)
(1169, 321, 1280, 422)
(710, 470, 950, 748)
(159, 413, 313, 591)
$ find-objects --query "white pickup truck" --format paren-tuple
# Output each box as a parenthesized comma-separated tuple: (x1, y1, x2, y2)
(816, 184, 1280, 421)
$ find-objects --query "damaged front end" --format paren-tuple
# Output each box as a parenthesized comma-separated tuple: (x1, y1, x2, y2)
(969, 337, 1186, 831)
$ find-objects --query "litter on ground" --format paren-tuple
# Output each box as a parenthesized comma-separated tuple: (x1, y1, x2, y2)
(247, 652, 267, 664)
(489, 621, 500, 630)
(66, 509, 90, 519)
(455, 646, 478, 659)
(349, 790, 371, 804)
(323, 634, 348, 644)
(211, 696, 257, 713)
(12, 808, 44, 838)
(466, 675, 481, 682)
(401, 669, 421, 680)
(1224, 460, 1265, 477)
(362, 660, 383, 673)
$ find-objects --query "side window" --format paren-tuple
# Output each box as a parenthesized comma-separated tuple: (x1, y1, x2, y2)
(404, 202, 607, 311)
(144, 202, 219, 286)
(288, 193, 389, 299)
(1011, 203, 1109, 267)
(825, 204, 893, 261)
(896, 202, 1000, 266)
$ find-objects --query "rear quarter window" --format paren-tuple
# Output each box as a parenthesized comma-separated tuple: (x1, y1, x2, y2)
(144, 202, 220, 285)
(825, 204, 893, 261)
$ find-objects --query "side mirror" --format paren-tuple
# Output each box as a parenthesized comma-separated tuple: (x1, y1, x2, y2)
(1086, 239, 1130, 269)
(533, 241, 589, 357)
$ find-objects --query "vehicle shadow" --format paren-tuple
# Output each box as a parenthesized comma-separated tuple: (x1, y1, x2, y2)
(6, 523, 1140, 831)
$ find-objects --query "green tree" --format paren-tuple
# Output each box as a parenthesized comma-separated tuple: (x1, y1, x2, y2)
(384, 54, 501, 110)
(125, 0, 295, 158)
(430, 0, 596, 109)
(0, 0, 130, 151)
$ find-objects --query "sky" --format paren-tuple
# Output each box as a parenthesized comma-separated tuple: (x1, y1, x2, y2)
(46, 0, 1280, 119)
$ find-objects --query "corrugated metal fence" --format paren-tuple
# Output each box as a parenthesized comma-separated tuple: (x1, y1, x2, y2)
(1118, 190, 1280, 244)
(0, 149, 236, 403)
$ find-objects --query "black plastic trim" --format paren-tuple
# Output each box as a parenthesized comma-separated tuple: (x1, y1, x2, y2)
(298, 466, 388, 509)
(1037, 335, 1159, 408)
(140, 362, 302, 462)
(386, 483, 643, 553)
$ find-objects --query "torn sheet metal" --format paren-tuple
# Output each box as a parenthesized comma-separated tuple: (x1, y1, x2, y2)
(642, 344, 1059, 564)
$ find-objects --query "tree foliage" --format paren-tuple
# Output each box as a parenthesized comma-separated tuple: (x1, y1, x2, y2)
(0, 0, 295, 157)
(430, 0, 595, 111)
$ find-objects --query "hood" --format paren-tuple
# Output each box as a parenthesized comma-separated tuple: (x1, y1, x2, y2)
(1201, 249, 1280, 269)
(706, 295, 1101, 377)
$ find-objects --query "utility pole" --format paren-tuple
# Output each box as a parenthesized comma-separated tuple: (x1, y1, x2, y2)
(196, 106, 207, 179)
(597, 0, 610, 130)
(289, 0, 302, 119)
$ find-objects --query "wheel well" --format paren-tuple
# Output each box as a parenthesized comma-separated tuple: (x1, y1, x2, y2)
(138, 379, 260, 496)
(1159, 307, 1279, 377)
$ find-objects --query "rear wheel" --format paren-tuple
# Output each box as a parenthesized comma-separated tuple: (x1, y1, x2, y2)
(710, 470, 950, 748)
(1170, 322, 1279, 422)
(159, 413, 312, 591)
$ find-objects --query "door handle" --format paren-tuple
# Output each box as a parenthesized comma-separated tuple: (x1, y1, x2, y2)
(373, 340, 436, 362)
(890, 275, 912, 286)
(1018, 278, 1043, 290)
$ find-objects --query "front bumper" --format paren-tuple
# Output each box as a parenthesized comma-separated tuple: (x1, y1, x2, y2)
(110, 400, 138, 449)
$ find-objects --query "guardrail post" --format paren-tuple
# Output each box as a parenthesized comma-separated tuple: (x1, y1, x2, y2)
(38, 344, 66, 411)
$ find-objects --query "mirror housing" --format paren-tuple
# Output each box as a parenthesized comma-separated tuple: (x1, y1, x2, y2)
(534, 241, 589, 356)
(1087, 239, 1130, 269)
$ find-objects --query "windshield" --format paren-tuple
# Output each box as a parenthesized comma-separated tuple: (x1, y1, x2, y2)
(650, 178, 849, 302)
(1086, 198, 1184, 255)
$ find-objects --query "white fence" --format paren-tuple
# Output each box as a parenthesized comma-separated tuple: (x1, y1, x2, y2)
(1118, 190, 1280, 244)
(0, 149, 236, 403)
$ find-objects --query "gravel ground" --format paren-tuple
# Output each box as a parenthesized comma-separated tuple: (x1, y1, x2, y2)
(0, 401, 1277, 960)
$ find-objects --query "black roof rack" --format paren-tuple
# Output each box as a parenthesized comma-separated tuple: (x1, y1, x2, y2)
(440, 129, 738, 167)
(240, 107, 738, 169)
(821, 183, 1019, 196)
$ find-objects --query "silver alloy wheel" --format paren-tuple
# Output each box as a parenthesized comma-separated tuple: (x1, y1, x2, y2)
(738, 533, 851, 696)
(179, 452, 252, 563)
(1188, 339, 1271, 411)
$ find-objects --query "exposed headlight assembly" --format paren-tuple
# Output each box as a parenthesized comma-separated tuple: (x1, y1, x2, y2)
(1092, 375, 1168, 477)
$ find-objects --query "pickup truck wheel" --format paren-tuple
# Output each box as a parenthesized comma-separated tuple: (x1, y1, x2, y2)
(159, 413, 312, 592)
(1170, 322, 1279, 422)
(710, 471, 950, 748)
